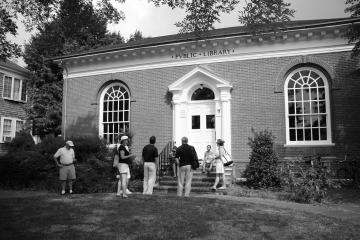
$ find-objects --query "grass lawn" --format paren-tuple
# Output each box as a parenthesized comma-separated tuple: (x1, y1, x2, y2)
(0, 192, 359, 240)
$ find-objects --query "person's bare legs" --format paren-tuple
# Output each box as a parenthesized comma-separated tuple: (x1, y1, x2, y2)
(218, 174, 226, 189)
(121, 173, 128, 198)
(61, 181, 66, 194)
(68, 180, 73, 193)
(116, 178, 121, 195)
(172, 163, 177, 177)
(212, 173, 220, 189)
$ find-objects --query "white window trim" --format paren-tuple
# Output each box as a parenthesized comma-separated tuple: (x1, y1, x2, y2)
(2, 75, 27, 102)
(284, 67, 333, 147)
(0, 117, 25, 143)
(98, 83, 131, 144)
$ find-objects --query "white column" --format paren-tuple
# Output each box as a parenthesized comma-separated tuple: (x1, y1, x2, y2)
(215, 100, 222, 142)
(172, 91, 186, 146)
(220, 87, 232, 156)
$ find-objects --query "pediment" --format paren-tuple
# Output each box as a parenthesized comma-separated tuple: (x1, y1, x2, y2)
(168, 67, 232, 92)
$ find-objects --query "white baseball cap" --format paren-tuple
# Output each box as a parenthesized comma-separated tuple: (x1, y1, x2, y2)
(120, 136, 128, 142)
(66, 140, 74, 147)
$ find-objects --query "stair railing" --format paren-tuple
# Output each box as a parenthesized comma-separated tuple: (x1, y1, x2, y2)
(158, 141, 175, 179)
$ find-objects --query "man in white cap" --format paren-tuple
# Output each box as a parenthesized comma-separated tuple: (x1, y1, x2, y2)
(54, 140, 76, 195)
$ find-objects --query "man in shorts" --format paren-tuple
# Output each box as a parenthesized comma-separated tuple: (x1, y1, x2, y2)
(54, 140, 76, 195)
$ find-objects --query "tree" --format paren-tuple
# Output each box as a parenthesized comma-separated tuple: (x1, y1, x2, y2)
(23, 0, 125, 137)
(345, 0, 360, 56)
(0, 0, 125, 60)
(150, 0, 295, 33)
(127, 30, 144, 43)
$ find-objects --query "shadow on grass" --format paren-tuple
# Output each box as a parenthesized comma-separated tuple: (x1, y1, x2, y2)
(0, 193, 359, 240)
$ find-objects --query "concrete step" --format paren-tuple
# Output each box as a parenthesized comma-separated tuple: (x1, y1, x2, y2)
(159, 180, 214, 187)
(154, 185, 227, 193)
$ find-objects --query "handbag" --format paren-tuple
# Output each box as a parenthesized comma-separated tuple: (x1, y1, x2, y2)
(222, 148, 233, 167)
(191, 146, 200, 170)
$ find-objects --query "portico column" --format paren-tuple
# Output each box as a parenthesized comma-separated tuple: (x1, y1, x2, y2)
(172, 91, 186, 146)
(220, 87, 232, 155)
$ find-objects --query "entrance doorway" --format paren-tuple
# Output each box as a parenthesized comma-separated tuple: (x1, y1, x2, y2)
(188, 101, 216, 156)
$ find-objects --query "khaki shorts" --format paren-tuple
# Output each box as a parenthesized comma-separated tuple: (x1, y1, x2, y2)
(59, 164, 76, 181)
(118, 163, 130, 175)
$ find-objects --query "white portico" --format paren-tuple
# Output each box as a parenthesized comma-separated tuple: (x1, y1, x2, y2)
(168, 67, 232, 155)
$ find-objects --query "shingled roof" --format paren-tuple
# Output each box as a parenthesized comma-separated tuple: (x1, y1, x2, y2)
(52, 17, 360, 61)
(0, 59, 30, 76)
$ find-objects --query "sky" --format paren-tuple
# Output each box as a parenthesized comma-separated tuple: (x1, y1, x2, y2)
(10, 0, 350, 66)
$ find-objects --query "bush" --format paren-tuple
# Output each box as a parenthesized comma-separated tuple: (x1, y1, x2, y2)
(280, 158, 340, 203)
(9, 130, 35, 152)
(36, 135, 65, 160)
(71, 136, 109, 162)
(243, 129, 281, 189)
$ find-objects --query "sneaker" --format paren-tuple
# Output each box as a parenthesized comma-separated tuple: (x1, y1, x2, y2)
(126, 189, 132, 195)
(116, 192, 121, 196)
(217, 186, 226, 190)
(69, 190, 73, 194)
(61, 190, 65, 195)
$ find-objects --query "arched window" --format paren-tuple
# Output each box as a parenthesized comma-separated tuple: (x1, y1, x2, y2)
(284, 67, 332, 145)
(191, 87, 215, 100)
(100, 84, 130, 144)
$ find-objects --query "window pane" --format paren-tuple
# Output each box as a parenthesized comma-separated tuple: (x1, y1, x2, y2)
(297, 129, 304, 141)
(296, 116, 303, 127)
(289, 116, 295, 128)
(311, 101, 318, 114)
(311, 115, 318, 127)
(288, 90, 295, 101)
(320, 128, 327, 140)
(3, 76, 12, 98)
(319, 115, 327, 127)
(305, 128, 311, 140)
(303, 102, 310, 114)
(304, 115, 311, 127)
(317, 78, 324, 86)
(206, 115, 215, 129)
(288, 80, 295, 89)
(303, 87, 310, 101)
(13, 79, 20, 100)
(295, 102, 302, 114)
(16, 121, 23, 132)
(21, 81, 26, 101)
(124, 111, 129, 121)
(312, 128, 319, 140)
(319, 101, 326, 113)
(290, 129, 296, 141)
(318, 88, 325, 100)
(288, 103, 295, 114)
(3, 119, 12, 136)
(295, 89, 302, 101)
(191, 87, 215, 100)
(192, 115, 200, 129)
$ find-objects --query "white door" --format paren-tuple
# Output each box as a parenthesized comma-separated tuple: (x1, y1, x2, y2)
(188, 101, 216, 159)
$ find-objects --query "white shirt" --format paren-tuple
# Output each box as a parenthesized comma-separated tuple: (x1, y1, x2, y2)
(54, 147, 75, 164)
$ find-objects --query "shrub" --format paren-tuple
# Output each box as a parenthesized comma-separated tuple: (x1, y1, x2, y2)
(36, 135, 65, 160)
(8, 130, 35, 152)
(243, 129, 281, 189)
(71, 136, 109, 162)
(280, 157, 340, 203)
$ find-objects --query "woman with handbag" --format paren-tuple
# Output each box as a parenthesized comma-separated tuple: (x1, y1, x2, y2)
(117, 136, 136, 198)
(211, 139, 227, 190)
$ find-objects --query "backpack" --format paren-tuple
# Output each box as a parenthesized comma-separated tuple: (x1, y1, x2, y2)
(190, 146, 199, 170)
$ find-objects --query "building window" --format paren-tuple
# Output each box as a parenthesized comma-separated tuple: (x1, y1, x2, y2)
(284, 67, 332, 145)
(2, 75, 27, 102)
(191, 87, 215, 100)
(99, 84, 130, 144)
(0, 117, 24, 143)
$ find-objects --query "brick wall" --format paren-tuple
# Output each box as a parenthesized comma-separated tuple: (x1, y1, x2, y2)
(64, 51, 360, 177)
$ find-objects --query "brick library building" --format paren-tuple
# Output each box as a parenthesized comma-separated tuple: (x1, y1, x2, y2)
(54, 18, 360, 178)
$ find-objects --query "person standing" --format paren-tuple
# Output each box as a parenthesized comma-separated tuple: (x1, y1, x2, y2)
(169, 146, 178, 178)
(202, 145, 214, 173)
(211, 139, 226, 190)
(53, 140, 76, 195)
(175, 137, 197, 197)
(118, 136, 136, 198)
(142, 136, 159, 195)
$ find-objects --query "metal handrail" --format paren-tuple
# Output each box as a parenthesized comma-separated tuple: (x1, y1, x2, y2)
(158, 141, 175, 178)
